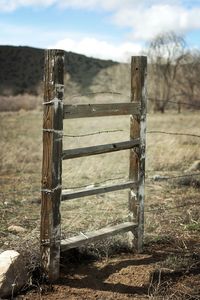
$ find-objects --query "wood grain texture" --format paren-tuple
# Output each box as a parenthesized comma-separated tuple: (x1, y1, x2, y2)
(61, 222, 137, 251)
(40, 49, 64, 282)
(62, 180, 136, 201)
(62, 139, 140, 160)
(128, 56, 147, 252)
(63, 102, 140, 119)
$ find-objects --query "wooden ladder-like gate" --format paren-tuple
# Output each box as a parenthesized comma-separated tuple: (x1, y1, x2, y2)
(40, 49, 147, 281)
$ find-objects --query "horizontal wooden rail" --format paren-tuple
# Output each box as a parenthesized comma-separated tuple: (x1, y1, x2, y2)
(62, 180, 136, 201)
(63, 102, 140, 119)
(61, 222, 137, 251)
(62, 139, 140, 160)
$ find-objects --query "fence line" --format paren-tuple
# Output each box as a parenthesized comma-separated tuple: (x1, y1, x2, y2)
(147, 131, 200, 138)
(71, 91, 125, 99)
(62, 130, 200, 139)
(68, 91, 200, 109)
(63, 129, 124, 138)
(1, 172, 200, 196)
(148, 97, 200, 109)
(1, 189, 200, 213)
(145, 200, 200, 212)
(148, 172, 200, 181)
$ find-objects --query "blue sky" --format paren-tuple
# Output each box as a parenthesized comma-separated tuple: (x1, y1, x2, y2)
(0, 0, 200, 61)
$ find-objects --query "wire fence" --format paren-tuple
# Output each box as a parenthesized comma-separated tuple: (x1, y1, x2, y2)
(68, 91, 200, 109)
(147, 131, 200, 139)
(62, 129, 200, 139)
(1, 171, 200, 214)
(148, 97, 200, 109)
(1, 91, 200, 215)
(63, 129, 124, 138)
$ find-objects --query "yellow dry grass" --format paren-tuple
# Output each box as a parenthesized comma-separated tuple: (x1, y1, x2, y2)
(0, 107, 200, 249)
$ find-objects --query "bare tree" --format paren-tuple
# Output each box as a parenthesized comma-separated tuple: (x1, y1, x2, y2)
(148, 32, 186, 113)
(176, 49, 200, 110)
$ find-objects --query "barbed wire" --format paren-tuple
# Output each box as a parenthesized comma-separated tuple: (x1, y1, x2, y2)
(145, 200, 200, 212)
(147, 131, 200, 139)
(63, 129, 124, 138)
(62, 130, 200, 139)
(62, 129, 200, 139)
(0, 176, 126, 196)
(62, 176, 125, 190)
(69, 91, 200, 109)
(68, 92, 200, 109)
(71, 91, 127, 99)
(1, 189, 199, 213)
(2, 172, 200, 197)
(148, 97, 200, 109)
(148, 172, 200, 181)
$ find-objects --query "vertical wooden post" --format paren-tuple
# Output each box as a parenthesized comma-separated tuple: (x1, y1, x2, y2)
(40, 49, 64, 281)
(129, 56, 147, 252)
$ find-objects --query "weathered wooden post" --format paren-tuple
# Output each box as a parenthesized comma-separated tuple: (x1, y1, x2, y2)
(129, 56, 147, 252)
(40, 49, 64, 281)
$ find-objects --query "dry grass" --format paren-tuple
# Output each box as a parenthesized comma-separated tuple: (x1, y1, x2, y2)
(1, 106, 200, 299)
(0, 94, 42, 112)
(0, 108, 200, 247)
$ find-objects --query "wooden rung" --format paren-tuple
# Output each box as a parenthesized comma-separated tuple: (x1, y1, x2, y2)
(63, 102, 140, 119)
(62, 139, 140, 160)
(62, 180, 136, 201)
(61, 222, 137, 251)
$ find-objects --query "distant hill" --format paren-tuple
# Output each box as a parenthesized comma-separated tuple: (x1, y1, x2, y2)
(0, 45, 123, 96)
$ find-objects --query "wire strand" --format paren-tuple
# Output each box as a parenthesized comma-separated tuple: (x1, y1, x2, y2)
(147, 130, 200, 139)
(71, 91, 127, 99)
(63, 129, 124, 138)
(146, 200, 200, 212)
(148, 172, 200, 181)
(148, 97, 200, 109)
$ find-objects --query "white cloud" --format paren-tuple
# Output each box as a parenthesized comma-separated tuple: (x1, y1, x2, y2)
(49, 37, 142, 62)
(0, 0, 56, 11)
(113, 4, 200, 40)
(59, 0, 135, 10)
(0, 0, 182, 12)
(1, 0, 200, 55)
(0, 0, 138, 12)
(1, 1, 200, 40)
(0, 21, 82, 49)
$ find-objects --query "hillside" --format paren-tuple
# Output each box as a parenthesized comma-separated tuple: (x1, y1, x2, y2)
(0, 45, 124, 96)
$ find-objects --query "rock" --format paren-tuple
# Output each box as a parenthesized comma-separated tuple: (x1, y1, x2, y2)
(8, 225, 27, 234)
(0, 250, 29, 298)
(185, 160, 200, 172)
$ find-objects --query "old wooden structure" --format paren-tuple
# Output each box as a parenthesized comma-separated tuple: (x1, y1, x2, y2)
(40, 49, 147, 281)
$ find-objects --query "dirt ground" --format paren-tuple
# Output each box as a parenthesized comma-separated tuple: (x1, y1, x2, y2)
(16, 238, 200, 300)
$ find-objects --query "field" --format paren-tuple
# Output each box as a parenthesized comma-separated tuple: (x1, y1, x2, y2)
(0, 106, 200, 299)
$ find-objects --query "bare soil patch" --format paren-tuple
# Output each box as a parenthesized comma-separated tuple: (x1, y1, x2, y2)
(16, 238, 200, 300)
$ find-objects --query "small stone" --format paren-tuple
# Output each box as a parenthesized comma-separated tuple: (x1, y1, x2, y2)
(8, 225, 27, 234)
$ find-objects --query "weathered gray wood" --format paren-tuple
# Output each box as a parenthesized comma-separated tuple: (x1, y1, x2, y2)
(63, 102, 140, 119)
(62, 139, 140, 160)
(62, 180, 136, 201)
(129, 56, 147, 252)
(40, 49, 64, 282)
(61, 222, 137, 251)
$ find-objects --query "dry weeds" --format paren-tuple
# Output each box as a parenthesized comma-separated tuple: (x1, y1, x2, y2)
(0, 108, 200, 298)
